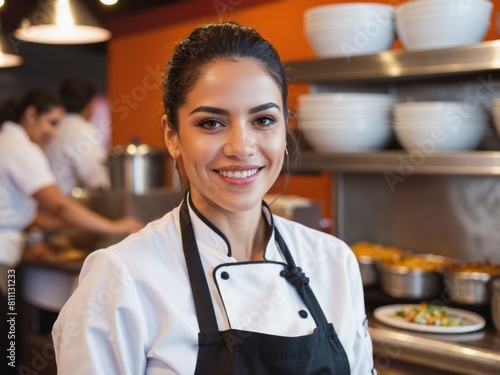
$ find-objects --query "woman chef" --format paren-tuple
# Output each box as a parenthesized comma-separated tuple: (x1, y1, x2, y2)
(53, 22, 375, 374)
(0, 90, 143, 291)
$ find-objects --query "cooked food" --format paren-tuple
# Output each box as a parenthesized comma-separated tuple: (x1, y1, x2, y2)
(445, 261, 500, 276)
(350, 241, 401, 261)
(26, 243, 87, 263)
(394, 303, 468, 327)
(380, 253, 449, 272)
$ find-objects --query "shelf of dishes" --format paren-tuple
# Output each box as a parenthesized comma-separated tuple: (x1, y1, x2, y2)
(288, 1, 499, 83)
(294, 93, 500, 154)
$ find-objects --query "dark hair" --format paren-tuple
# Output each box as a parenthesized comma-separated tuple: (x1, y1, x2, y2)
(0, 89, 62, 126)
(163, 22, 289, 131)
(163, 22, 299, 178)
(59, 78, 95, 113)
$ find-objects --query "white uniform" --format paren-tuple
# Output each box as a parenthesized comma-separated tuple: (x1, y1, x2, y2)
(0, 122, 56, 267)
(53, 199, 375, 374)
(44, 113, 109, 195)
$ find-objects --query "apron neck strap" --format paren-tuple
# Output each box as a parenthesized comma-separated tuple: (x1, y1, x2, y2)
(180, 198, 219, 332)
(274, 227, 329, 327)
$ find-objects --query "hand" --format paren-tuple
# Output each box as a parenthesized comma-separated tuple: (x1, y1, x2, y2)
(112, 216, 144, 235)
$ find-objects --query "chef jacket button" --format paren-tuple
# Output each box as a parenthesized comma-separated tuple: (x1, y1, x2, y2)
(221, 271, 230, 280)
(299, 310, 308, 319)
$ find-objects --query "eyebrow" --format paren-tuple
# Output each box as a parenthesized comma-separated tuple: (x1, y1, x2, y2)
(189, 102, 281, 116)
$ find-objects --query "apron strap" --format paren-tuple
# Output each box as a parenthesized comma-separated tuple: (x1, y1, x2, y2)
(180, 198, 219, 332)
(274, 228, 330, 328)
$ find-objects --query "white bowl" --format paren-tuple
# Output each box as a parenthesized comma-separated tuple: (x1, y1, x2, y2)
(305, 19, 395, 58)
(397, 0, 492, 19)
(397, 0, 492, 14)
(394, 125, 485, 151)
(396, 13, 491, 51)
(299, 93, 397, 103)
(300, 125, 393, 152)
(394, 102, 488, 117)
(305, 3, 395, 20)
(300, 118, 392, 128)
(298, 107, 392, 116)
(394, 119, 488, 129)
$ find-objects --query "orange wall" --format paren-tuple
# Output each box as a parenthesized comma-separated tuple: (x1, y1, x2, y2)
(108, 0, 500, 227)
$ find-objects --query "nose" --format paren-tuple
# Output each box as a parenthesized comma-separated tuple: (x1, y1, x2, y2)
(223, 123, 256, 159)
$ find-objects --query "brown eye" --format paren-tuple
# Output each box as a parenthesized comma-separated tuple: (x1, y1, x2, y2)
(254, 116, 275, 127)
(199, 119, 223, 130)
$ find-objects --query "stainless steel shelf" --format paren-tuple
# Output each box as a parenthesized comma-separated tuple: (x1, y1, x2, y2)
(297, 151, 500, 175)
(285, 40, 500, 83)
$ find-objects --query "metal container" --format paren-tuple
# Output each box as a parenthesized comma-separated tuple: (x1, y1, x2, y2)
(357, 256, 378, 287)
(108, 140, 168, 194)
(443, 270, 492, 305)
(492, 278, 500, 334)
(376, 262, 442, 300)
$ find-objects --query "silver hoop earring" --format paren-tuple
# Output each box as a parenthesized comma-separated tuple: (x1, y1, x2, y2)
(172, 156, 177, 170)
(284, 147, 289, 166)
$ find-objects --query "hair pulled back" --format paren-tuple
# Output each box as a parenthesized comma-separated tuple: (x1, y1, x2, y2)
(0, 89, 62, 127)
(163, 22, 288, 131)
(60, 78, 95, 113)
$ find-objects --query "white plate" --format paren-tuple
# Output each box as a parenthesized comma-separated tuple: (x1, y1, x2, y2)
(373, 304, 486, 333)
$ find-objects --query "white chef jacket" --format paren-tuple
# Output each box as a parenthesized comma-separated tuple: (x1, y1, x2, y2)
(44, 113, 109, 195)
(0, 122, 56, 267)
(53, 199, 375, 374)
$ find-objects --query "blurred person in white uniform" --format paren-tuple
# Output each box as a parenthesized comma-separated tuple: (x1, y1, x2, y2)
(0, 90, 144, 370)
(45, 78, 110, 195)
(53, 22, 375, 375)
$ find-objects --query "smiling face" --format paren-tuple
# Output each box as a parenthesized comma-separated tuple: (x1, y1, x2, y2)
(164, 58, 287, 215)
(22, 105, 64, 149)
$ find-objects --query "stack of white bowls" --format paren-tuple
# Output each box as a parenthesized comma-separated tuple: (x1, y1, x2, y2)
(297, 93, 397, 152)
(396, 0, 493, 51)
(393, 102, 489, 151)
(304, 3, 396, 58)
(492, 99, 500, 136)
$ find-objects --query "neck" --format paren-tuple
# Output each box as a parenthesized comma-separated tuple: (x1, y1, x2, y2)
(191, 196, 270, 262)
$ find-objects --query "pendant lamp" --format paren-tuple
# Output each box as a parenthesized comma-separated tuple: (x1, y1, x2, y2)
(14, 0, 111, 44)
(0, 20, 22, 67)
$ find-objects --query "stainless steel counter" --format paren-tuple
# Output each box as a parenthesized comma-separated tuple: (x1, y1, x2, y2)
(369, 312, 500, 375)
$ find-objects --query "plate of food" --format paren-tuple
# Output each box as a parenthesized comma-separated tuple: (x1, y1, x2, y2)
(373, 303, 486, 333)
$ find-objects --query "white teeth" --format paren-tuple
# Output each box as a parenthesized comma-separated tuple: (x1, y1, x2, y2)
(218, 169, 258, 179)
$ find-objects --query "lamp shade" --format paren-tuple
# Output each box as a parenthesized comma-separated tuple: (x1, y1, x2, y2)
(0, 21, 22, 67)
(14, 0, 111, 44)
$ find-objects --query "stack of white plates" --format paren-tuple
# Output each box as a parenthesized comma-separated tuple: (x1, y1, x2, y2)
(393, 102, 489, 151)
(396, 0, 493, 51)
(297, 93, 397, 152)
(492, 99, 500, 136)
(304, 3, 395, 58)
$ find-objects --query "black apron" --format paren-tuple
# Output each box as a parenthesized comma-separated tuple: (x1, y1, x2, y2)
(180, 198, 351, 375)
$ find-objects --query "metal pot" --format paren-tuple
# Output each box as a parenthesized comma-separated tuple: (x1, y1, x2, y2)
(357, 256, 378, 287)
(443, 270, 492, 305)
(492, 278, 500, 334)
(108, 140, 168, 194)
(376, 253, 452, 300)
(376, 262, 442, 300)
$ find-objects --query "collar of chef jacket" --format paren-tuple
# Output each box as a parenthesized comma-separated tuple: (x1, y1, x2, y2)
(178, 192, 281, 261)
